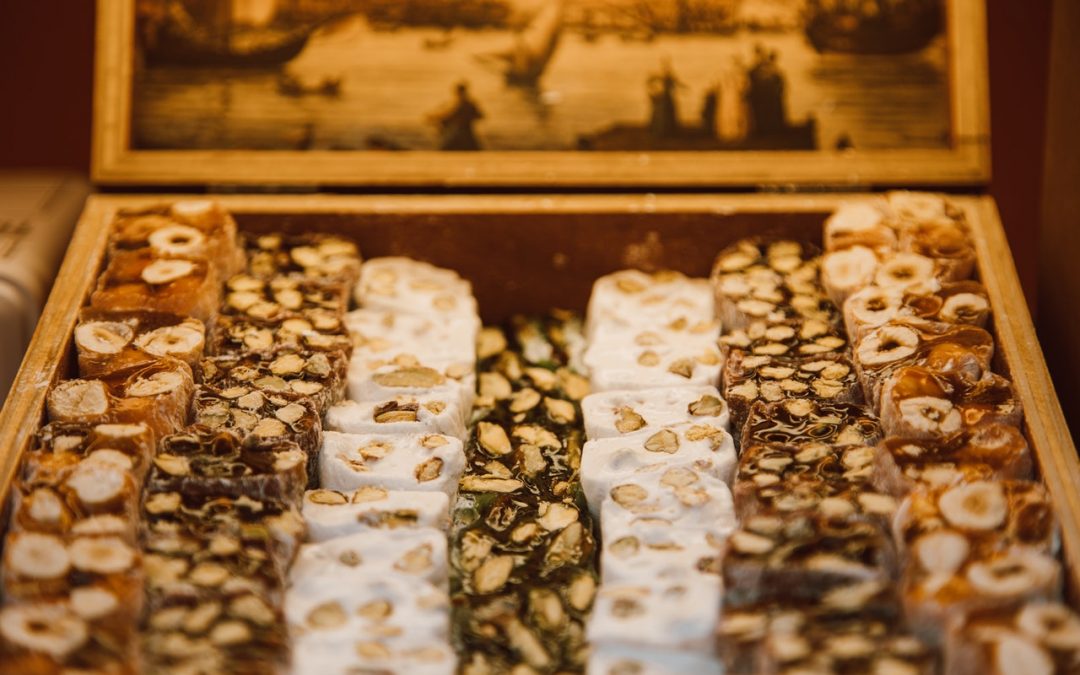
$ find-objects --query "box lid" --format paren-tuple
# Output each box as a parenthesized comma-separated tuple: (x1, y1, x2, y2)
(92, 0, 989, 188)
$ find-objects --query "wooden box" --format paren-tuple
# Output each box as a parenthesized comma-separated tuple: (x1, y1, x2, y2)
(1, 193, 1076, 597)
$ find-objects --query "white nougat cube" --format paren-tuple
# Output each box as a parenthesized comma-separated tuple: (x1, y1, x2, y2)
(587, 579, 722, 652)
(582, 386, 730, 439)
(601, 527, 726, 586)
(599, 462, 737, 539)
(347, 308, 478, 366)
(356, 257, 479, 322)
(292, 640, 456, 675)
(347, 361, 475, 412)
(581, 423, 737, 517)
(291, 527, 449, 587)
(287, 575, 453, 674)
(325, 395, 467, 440)
(585, 343, 724, 393)
(320, 431, 466, 498)
(588, 645, 723, 675)
(302, 487, 450, 542)
(585, 270, 715, 339)
(293, 642, 455, 675)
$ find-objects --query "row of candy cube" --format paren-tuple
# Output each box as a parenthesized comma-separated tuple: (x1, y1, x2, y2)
(582, 270, 736, 674)
(451, 315, 599, 674)
(287, 258, 481, 675)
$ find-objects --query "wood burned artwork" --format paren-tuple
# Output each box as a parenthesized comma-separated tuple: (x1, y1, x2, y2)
(94, 0, 990, 186)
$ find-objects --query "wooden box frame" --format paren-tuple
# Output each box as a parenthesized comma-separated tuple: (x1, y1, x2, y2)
(91, 0, 991, 188)
(0, 193, 1074, 597)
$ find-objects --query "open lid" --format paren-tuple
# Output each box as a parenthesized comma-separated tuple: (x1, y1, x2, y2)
(92, 0, 989, 188)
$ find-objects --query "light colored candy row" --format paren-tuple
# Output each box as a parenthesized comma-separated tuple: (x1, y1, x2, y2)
(582, 270, 734, 673)
(288, 258, 480, 675)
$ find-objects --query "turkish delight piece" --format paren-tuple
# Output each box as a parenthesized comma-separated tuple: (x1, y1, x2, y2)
(741, 399, 882, 451)
(320, 431, 465, 498)
(109, 201, 244, 280)
(720, 317, 847, 360)
(356, 256, 478, 321)
(302, 487, 451, 542)
(47, 361, 195, 441)
(141, 587, 289, 675)
(222, 272, 349, 318)
(757, 612, 937, 675)
(600, 527, 724, 585)
(895, 480, 1060, 644)
(599, 462, 737, 540)
(1, 531, 142, 609)
(873, 423, 1032, 496)
(823, 201, 897, 254)
(587, 645, 723, 675)
(192, 384, 322, 455)
(879, 366, 1023, 440)
(349, 359, 475, 411)
(585, 341, 724, 392)
(200, 348, 347, 415)
(74, 312, 206, 377)
(733, 442, 897, 524)
(285, 574, 449, 652)
(581, 423, 736, 517)
(587, 579, 722, 653)
(944, 600, 1080, 675)
(722, 352, 861, 432)
(582, 386, 730, 439)
(245, 232, 362, 285)
(820, 245, 883, 306)
(32, 421, 154, 481)
(291, 527, 449, 586)
(11, 449, 142, 539)
(0, 598, 137, 674)
(91, 249, 219, 324)
(585, 269, 714, 337)
(325, 395, 466, 440)
(853, 318, 995, 410)
(723, 510, 895, 608)
(844, 281, 991, 343)
(711, 239, 838, 330)
(347, 308, 477, 367)
(210, 311, 352, 357)
(150, 430, 309, 502)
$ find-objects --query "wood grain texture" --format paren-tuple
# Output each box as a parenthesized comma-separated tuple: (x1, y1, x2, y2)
(0, 193, 1072, 596)
(90, 0, 991, 188)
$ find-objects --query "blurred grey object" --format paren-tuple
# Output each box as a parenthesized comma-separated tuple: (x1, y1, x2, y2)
(0, 172, 89, 398)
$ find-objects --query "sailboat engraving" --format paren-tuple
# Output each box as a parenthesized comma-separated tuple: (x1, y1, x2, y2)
(477, 0, 564, 87)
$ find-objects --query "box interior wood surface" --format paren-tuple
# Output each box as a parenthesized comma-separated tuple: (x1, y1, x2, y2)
(0, 193, 1076, 607)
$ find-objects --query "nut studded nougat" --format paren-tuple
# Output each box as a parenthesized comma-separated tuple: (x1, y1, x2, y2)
(319, 431, 466, 499)
(200, 348, 348, 415)
(844, 281, 991, 342)
(108, 201, 245, 279)
(740, 399, 883, 452)
(245, 233, 362, 286)
(873, 422, 1033, 496)
(585, 269, 714, 339)
(581, 424, 736, 518)
(853, 318, 995, 409)
(581, 386, 729, 439)
(732, 442, 897, 523)
(944, 601, 1080, 675)
(710, 238, 838, 330)
(192, 384, 322, 455)
(722, 352, 861, 432)
(878, 365, 1023, 439)
(74, 311, 206, 377)
(719, 317, 848, 360)
(894, 480, 1060, 644)
(355, 256, 478, 323)
(90, 249, 220, 325)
